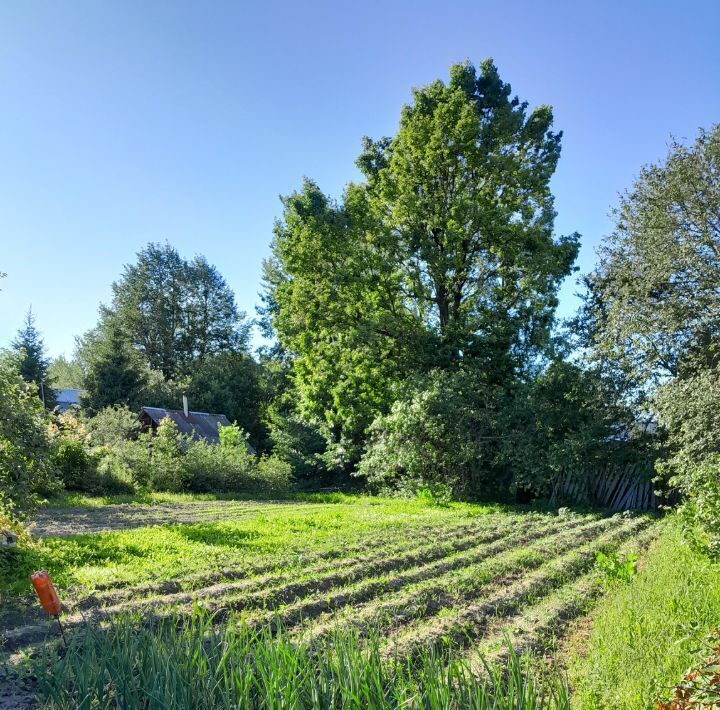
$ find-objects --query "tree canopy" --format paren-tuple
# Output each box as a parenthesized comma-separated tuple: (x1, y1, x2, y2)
(263, 60, 579, 463)
(102, 242, 250, 379)
(579, 126, 720, 392)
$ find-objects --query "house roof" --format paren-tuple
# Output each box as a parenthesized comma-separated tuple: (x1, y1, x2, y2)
(54, 388, 83, 412)
(140, 407, 231, 444)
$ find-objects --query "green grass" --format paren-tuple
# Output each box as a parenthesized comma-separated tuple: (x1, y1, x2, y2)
(568, 516, 720, 709)
(33, 609, 570, 709)
(6, 497, 503, 595)
(43, 490, 410, 508)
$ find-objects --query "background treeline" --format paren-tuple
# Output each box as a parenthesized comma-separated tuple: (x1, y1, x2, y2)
(2, 60, 718, 557)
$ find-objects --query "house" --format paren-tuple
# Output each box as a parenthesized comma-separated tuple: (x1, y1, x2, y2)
(138, 406, 232, 445)
(54, 388, 83, 413)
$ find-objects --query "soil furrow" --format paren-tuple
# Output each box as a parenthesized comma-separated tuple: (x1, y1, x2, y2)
(291, 516, 612, 641)
(380, 516, 649, 660)
(73, 514, 523, 606)
(256, 515, 599, 634)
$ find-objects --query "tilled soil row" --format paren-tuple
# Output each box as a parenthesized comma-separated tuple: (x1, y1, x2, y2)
(381, 516, 649, 660)
(77, 518, 540, 624)
(469, 522, 661, 670)
(291, 516, 610, 641)
(0, 515, 530, 651)
(74, 512, 530, 607)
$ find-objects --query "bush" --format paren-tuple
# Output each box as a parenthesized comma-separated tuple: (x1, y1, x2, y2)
(51, 438, 97, 490)
(662, 454, 720, 559)
(255, 455, 293, 496)
(183, 426, 292, 495)
(655, 367, 720, 558)
(0, 353, 57, 517)
(0, 512, 44, 597)
(357, 369, 509, 499)
(83, 405, 140, 447)
(90, 420, 292, 497)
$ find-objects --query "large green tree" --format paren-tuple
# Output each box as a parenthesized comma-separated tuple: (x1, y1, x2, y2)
(580, 126, 720, 552)
(48, 355, 84, 389)
(102, 243, 249, 379)
(579, 126, 720, 393)
(185, 352, 267, 448)
(12, 308, 55, 408)
(264, 60, 579, 462)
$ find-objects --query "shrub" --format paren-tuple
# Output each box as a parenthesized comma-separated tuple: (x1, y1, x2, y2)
(357, 369, 509, 499)
(255, 455, 293, 496)
(83, 405, 140, 447)
(653, 367, 720, 558)
(51, 438, 97, 491)
(662, 454, 720, 559)
(0, 503, 41, 596)
(142, 419, 188, 492)
(0, 353, 57, 517)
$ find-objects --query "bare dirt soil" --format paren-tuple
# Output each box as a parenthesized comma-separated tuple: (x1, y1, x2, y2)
(30, 499, 302, 537)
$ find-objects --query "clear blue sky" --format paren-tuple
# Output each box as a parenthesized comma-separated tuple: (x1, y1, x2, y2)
(1, 0, 718, 358)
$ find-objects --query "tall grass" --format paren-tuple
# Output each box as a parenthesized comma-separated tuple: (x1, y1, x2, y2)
(569, 517, 720, 708)
(34, 609, 569, 709)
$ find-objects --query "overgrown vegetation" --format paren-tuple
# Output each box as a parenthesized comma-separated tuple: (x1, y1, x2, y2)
(570, 520, 720, 708)
(33, 610, 569, 710)
(1, 60, 719, 709)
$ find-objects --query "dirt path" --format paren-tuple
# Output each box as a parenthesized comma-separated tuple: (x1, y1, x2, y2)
(30, 499, 304, 537)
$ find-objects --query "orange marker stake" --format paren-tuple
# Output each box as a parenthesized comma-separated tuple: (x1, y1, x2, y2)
(31, 571, 66, 645)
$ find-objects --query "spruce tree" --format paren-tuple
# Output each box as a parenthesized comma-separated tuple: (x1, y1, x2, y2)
(82, 321, 148, 412)
(12, 307, 55, 407)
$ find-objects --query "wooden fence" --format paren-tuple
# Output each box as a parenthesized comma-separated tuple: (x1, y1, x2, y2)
(549, 462, 657, 511)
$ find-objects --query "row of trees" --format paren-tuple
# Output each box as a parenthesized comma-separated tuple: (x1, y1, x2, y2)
(13, 244, 268, 448)
(5, 61, 718, 542)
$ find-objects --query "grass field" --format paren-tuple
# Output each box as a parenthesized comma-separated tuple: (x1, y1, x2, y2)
(2, 495, 662, 706)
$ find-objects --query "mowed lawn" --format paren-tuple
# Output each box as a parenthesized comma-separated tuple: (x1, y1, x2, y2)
(4, 495, 659, 669)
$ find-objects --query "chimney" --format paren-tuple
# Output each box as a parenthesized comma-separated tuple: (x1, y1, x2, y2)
(182, 394, 189, 418)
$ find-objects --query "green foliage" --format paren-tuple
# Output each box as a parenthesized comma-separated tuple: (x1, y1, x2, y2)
(655, 359, 720, 558)
(358, 362, 629, 501)
(662, 455, 720, 559)
(414, 483, 454, 507)
(86, 419, 291, 496)
(658, 629, 720, 709)
(0, 504, 43, 596)
(578, 126, 720, 396)
(263, 363, 327, 483)
(101, 242, 249, 380)
(186, 352, 267, 448)
(51, 438, 96, 490)
(80, 320, 148, 412)
(82, 405, 140, 447)
(48, 355, 84, 390)
(507, 360, 642, 497)
(594, 551, 638, 587)
(655, 364, 720, 466)
(358, 369, 510, 499)
(0, 353, 57, 517)
(264, 60, 578, 468)
(34, 610, 569, 709)
(11, 307, 55, 407)
(570, 519, 720, 709)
